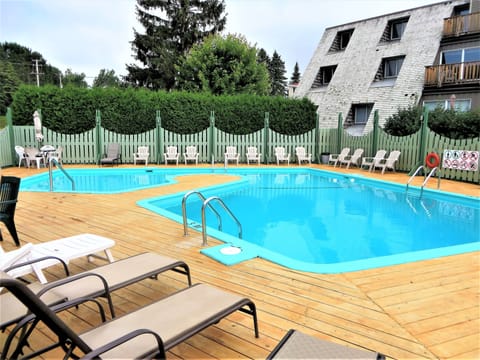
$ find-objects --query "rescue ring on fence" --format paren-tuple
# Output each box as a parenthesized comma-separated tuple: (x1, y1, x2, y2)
(425, 152, 440, 168)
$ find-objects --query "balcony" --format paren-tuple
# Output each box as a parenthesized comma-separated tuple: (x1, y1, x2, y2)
(443, 12, 480, 37)
(424, 61, 480, 88)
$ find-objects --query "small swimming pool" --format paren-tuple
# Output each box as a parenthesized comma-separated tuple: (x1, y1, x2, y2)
(137, 168, 480, 273)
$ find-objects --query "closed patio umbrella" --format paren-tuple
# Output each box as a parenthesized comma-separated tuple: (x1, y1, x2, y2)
(33, 111, 44, 142)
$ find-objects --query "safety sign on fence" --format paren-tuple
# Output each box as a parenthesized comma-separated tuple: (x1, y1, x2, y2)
(442, 150, 479, 171)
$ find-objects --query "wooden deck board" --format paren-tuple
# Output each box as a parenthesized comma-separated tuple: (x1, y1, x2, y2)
(1, 164, 478, 359)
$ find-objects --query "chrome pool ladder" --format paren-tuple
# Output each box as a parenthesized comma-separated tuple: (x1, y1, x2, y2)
(182, 191, 242, 246)
(48, 157, 75, 191)
(406, 165, 441, 197)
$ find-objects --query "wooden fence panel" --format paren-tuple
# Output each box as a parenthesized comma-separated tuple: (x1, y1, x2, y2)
(163, 128, 212, 164)
(0, 128, 12, 167)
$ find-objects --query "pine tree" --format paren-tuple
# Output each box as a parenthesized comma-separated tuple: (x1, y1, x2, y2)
(290, 62, 301, 84)
(269, 51, 287, 96)
(126, 0, 226, 90)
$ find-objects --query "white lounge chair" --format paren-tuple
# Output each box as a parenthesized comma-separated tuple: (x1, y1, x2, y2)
(184, 145, 199, 165)
(246, 146, 261, 164)
(275, 147, 290, 165)
(224, 146, 239, 165)
(339, 148, 364, 169)
(100, 143, 121, 166)
(328, 147, 350, 167)
(295, 146, 312, 165)
(133, 146, 149, 165)
(164, 146, 179, 165)
(1, 233, 115, 284)
(373, 150, 401, 174)
(361, 149, 387, 172)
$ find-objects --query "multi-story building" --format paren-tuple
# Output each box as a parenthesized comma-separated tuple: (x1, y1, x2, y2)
(294, 0, 479, 134)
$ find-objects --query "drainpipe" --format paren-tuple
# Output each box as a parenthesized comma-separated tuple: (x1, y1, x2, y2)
(156, 110, 162, 164)
(372, 110, 379, 156)
(263, 112, 269, 164)
(336, 112, 343, 154)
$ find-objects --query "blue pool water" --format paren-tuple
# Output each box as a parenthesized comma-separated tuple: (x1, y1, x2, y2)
(137, 168, 480, 273)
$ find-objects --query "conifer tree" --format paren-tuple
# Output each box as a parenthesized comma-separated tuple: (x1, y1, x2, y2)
(126, 0, 226, 90)
(269, 50, 287, 96)
(290, 62, 301, 84)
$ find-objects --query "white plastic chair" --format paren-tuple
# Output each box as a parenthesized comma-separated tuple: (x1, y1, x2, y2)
(373, 150, 401, 174)
(361, 150, 387, 172)
(24, 147, 45, 169)
(184, 146, 199, 165)
(14, 146, 28, 168)
(339, 148, 364, 169)
(133, 146, 149, 165)
(328, 147, 350, 167)
(274, 147, 290, 165)
(295, 146, 312, 165)
(246, 146, 261, 165)
(164, 146, 179, 165)
(224, 146, 239, 165)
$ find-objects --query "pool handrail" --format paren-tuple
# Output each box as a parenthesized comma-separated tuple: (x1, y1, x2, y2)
(182, 191, 221, 236)
(201, 196, 242, 246)
(48, 157, 75, 191)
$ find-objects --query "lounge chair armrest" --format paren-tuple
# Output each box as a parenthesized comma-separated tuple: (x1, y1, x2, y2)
(4, 256, 70, 277)
(80, 329, 166, 360)
(0, 199, 17, 206)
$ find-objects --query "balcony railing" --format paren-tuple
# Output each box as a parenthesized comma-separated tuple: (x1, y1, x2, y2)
(443, 12, 480, 37)
(424, 61, 480, 87)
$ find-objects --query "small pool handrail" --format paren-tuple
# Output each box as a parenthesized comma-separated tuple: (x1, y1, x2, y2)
(202, 196, 242, 247)
(182, 190, 221, 236)
(48, 157, 75, 191)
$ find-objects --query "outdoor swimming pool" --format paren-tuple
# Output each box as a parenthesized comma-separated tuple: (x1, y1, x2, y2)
(20, 167, 479, 273)
(137, 168, 480, 273)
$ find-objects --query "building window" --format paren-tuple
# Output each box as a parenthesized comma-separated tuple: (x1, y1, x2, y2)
(329, 29, 354, 52)
(441, 47, 480, 64)
(380, 17, 409, 42)
(423, 99, 471, 112)
(384, 56, 404, 78)
(352, 104, 373, 124)
(311, 65, 337, 88)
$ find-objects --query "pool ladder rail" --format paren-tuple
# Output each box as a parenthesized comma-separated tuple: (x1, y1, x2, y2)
(182, 190, 242, 246)
(48, 157, 75, 191)
(406, 165, 441, 197)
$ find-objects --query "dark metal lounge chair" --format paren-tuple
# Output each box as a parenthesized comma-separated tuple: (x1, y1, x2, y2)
(267, 329, 385, 360)
(0, 271, 258, 359)
(100, 143, 121, 166)
(0, 252, 191, 331)
(0, 176, 21, 246)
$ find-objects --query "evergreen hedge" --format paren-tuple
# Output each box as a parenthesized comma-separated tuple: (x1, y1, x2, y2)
(11, 85, 318, 135)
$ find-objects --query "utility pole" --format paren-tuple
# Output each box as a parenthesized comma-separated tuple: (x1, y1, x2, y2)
(59, 72, 63, 88)
(31, 59, 42, 86)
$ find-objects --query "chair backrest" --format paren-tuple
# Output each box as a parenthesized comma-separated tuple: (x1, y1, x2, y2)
(106, 143, 120, 158)
(14, 146, 25, 158)
(373, 150, 387, 165)
(275, 147, 286, 158)
(295, 147, 306, 157)
(338, 147, 350, 159)
(137, 146, 149, 156)
(226, 146, 237, 155)
(351, 148, 364, 161)
(0, 176, 21, 215)
(185, 146, 197, 156)
(247, 146, 258, 157)
(0, 272, 91, 355)
(386, 150, 401, 164)
(166, 146, 178, 157)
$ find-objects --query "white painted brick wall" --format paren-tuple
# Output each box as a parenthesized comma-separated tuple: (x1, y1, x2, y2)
(295, 1, 464, 131)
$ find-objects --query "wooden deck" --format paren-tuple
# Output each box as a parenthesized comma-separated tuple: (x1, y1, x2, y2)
(1, 164, 479, 359)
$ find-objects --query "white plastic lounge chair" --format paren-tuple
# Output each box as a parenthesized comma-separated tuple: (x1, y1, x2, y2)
(184, 145, 199, 165)
(275, 147, 290, 165)
(133, 146, 149, 165)
(373, 150, 401, 174)
(0, 271, 256, 359)
(295, 146, 312, 165)
(268, 329, 385, 360)
(14, 146, 28, 168)
(100, 143, 121, 166)
(164, 145, 179, 165)
(328, 147, 350, 167)
(361, 149, 387, 172)
(339, 148, 364, 169)
(46, 145, 63, 165)
(246, 146, 261, 164)
(225, 146, 240, 165)
(0, 252, 192, 333)
(24, 147, 45, 169)
(2, 234, 115, 284)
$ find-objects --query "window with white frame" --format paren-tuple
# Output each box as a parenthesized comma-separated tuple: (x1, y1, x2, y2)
(423, 99, 471, 112)
(441, 47, 480, 64)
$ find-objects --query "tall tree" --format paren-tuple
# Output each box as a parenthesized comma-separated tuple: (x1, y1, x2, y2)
(175, 34, 270, 95)
(269, 51, 287, 96)
(290, 62, 301, 84)
(93, 69, 121, 88)
(126, 0, 226, 90)
(63, 69, 88, 88)
(0, 61, 21, 114)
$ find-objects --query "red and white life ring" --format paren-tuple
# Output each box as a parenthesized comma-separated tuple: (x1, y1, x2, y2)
(425, 152, 440, 168)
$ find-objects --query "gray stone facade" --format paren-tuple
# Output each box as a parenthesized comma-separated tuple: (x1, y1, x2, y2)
(294, 1, 466, 133)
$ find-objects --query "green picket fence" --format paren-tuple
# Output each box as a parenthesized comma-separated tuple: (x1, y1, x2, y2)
(1, 108, 478, 183)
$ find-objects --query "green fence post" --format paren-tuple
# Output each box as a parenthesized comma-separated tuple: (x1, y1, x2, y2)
(156, 110, 162, 164)
(336, 113, 343, 154)
(7, 107, 15, 163)
(372, 110, 379, 156)
(263, 112, 269, 164)
(95, 110, 102, 164)
(314, 112, 320, 163)
(209, 111, 216, 164)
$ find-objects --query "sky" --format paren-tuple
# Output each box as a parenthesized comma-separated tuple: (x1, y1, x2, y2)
(0, 0, 441, 85)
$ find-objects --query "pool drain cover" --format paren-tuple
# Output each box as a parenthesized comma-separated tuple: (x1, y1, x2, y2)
(220, 246, 242, 255)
